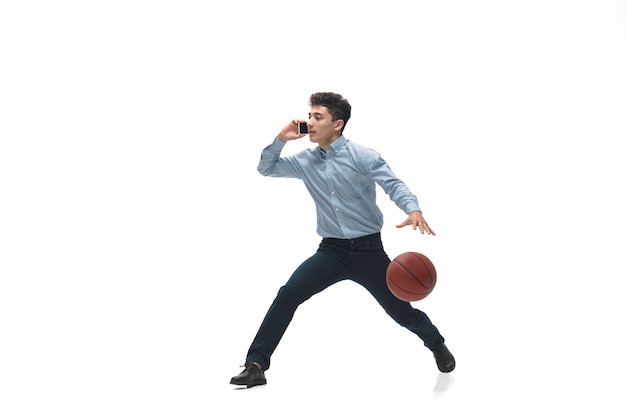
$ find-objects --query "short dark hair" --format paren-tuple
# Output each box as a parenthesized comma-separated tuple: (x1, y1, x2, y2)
(309, 92, 351, 133)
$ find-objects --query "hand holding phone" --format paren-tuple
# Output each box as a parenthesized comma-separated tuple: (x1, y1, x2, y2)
(298, 122, 308, 135)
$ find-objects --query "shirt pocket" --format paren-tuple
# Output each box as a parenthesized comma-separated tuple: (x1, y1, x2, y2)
(339, 168, 365, 198)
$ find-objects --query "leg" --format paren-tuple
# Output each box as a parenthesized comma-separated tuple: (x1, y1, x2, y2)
(245, 247, 348, 370)
(349, 237, 455, 372)
(350, 239, 445, 350)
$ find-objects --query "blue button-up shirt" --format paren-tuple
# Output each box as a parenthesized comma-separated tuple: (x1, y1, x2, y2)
(257, 135, 421, 239)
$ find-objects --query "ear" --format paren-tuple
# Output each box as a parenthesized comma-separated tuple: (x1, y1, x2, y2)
(333, 119, 345, 132)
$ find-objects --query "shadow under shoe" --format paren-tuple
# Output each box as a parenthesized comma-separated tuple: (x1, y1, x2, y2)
(230, 363, 267, 388)
(432, 343, 456, 373)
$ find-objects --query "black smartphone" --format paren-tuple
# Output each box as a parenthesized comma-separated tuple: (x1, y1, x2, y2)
(298, 122, 308, 134)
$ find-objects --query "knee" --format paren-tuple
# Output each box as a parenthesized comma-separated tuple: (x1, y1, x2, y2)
(384, 304, 426, 328)
(274, 284, 313, 306)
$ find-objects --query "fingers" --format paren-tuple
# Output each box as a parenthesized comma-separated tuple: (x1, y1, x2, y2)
(278, 120, 307, 141)
(395, 219, 410, 229)
(420, 221, 436, 236)
(397, 215, 436, 236)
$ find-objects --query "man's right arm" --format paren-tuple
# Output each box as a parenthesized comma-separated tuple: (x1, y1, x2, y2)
(258, 120, 307, 178)
(257, 138, 287, 177)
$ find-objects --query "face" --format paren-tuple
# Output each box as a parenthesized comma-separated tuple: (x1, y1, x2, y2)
(307, 105, 344, 150)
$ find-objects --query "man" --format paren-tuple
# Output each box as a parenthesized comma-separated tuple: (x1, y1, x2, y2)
(230, 92, 454, 388)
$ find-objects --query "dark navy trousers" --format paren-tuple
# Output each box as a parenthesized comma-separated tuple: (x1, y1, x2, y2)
(245, 233, 445, 370)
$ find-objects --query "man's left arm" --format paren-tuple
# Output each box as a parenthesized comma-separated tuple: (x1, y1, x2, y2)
(369, 155, 436, 235)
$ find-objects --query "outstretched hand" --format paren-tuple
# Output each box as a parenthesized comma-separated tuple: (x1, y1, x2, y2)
(396, 211, 436, 236)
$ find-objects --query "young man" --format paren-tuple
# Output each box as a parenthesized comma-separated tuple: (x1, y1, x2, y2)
(230, 92, 454, 388)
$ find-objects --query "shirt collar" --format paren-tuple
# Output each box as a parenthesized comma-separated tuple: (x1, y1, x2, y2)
(320, 135, 347, 158)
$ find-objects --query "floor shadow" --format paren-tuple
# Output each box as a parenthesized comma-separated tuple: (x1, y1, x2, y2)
(432, 372, 455, 398)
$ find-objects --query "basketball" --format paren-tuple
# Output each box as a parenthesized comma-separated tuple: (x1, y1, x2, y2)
(386, 252, 437, 302)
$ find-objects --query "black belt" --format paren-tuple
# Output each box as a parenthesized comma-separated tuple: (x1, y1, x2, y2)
(322, 232, 381, 245)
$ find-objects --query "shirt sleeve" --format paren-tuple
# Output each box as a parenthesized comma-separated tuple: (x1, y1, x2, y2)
(257, 138, 302, 179)
(368, 154, 422, 214)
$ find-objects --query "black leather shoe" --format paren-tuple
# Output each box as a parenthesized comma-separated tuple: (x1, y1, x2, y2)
(230, 363, 267, 388)
(432, 343, 456, 373)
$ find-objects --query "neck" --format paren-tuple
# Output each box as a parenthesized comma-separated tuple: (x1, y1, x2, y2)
(319, 134, 342, 152)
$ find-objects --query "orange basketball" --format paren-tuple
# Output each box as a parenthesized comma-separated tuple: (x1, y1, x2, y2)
(386, 252, 437, 302)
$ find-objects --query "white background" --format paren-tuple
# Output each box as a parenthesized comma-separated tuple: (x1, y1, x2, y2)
(2, 1, 626, 416)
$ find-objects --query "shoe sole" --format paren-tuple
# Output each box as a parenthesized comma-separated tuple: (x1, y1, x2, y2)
(438, 363, 455, 373)
(230, 379, 267, 388)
